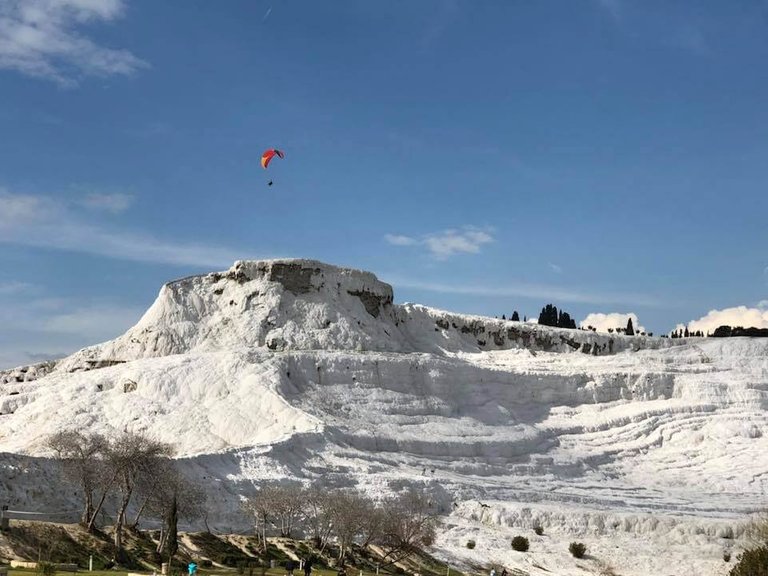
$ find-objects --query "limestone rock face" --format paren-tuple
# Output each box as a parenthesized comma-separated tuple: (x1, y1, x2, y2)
(54, 259, 406, 372)
(0, 259, 766, 576)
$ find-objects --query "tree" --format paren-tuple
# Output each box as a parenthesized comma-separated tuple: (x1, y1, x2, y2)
(46, 431, 111, 530)
(626, 318, 635, 336)
(106, 432, 173, 563)
(147, 462, 206, 556)
(303, 486, 334, 551)
(376, 489, 439, 566)
(557, 310, 576, 329)
(243, 483, 304, 550)
(713, 325, 733, 337)
(243, 488, 272, 552)
(329, 490, 373, 562)
(511, 311, 520, 322)
(538, 304, 559, 327)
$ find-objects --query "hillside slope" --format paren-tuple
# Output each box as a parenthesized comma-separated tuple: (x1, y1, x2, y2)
(1, 259, 766, 576)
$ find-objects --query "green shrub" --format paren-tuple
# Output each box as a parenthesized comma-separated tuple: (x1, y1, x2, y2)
(466, 540, 476, 549)
(729, 546, 768, 575)
(200, 560, 213, 568)
(569, 542, 587, 559)
(533, 525, 544, 536)
(36, 562, 57, 576)
(511, 536, 529, 552)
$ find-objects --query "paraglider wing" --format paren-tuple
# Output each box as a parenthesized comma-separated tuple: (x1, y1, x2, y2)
(261, 148, 285, 169)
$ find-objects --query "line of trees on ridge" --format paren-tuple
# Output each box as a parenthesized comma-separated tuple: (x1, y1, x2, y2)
(242, 484, 439, 566)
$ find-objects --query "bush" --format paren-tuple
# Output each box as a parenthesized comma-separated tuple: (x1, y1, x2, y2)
(36, 562, 57, 576)
(466, 540, 476, 549)
(533, 525, 544, 536)
(569, 542, 587, 559)
(511, 536, 529, 552)
(729, 546, 768, 575)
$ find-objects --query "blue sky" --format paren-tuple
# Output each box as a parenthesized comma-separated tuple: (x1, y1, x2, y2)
(1, 0, 768, 368)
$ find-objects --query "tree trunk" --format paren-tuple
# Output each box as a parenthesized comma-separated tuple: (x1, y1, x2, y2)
(203, 512, 211, 534)
(81, 490, 94, 526)
(87, 472, 118, 532)
(113, 488, 132, 563)
(156, 525, 166, 555)
(165, 495, 178, 566)
(130, 495, 150, 529)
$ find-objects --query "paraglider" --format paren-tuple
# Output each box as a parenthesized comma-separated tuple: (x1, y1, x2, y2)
(261, 148, 284, 186)
(261, 148, 284, 169)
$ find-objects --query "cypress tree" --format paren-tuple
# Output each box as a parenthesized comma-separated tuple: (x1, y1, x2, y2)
(626, 318, 635, 336)
(539, 304, 559, 327)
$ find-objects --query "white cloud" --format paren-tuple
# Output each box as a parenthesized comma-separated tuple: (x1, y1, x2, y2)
(80, 192, 133, 213)
(0, 0, 147, 86)
(0, 281, 31, 295)
(548, 263, 563, 274)
(580, 312, 645, 334)
(0, 189, 244, 268)
(386, 226, 494, 260)
(758, 300, 768, 310)
(0, 191, 50, 221)
(681, 306, 768, 335)
(42, 303, 143, 338)
(0, 296, 143, 370)
(384, 234, 417, 246)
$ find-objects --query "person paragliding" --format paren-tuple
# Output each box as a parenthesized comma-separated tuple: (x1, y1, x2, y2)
(261, 148, 284, 186)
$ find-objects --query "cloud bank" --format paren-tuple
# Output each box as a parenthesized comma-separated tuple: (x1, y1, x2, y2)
(580, 312, 646, 334)
(680, 306, 768, 335)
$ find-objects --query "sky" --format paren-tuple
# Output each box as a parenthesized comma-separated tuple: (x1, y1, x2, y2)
(1, 0, 768, 369)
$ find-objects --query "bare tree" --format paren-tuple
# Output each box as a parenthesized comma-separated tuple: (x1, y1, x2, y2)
(329, 490, 371, 563)
(376, 489, 439, 566)
(148, 463, 206, 556)
(106, 432, 173, 563)
(304, 486, 334, 551)
(243, 491, 270, 552)
(243, 483, 304, 550)
(46, 430, 111, 529)
(273, 484, 304, 537)
(359, 498, 385, 549)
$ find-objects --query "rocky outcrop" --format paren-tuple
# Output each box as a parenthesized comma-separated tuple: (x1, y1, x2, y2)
(40, 259, 680, 376)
